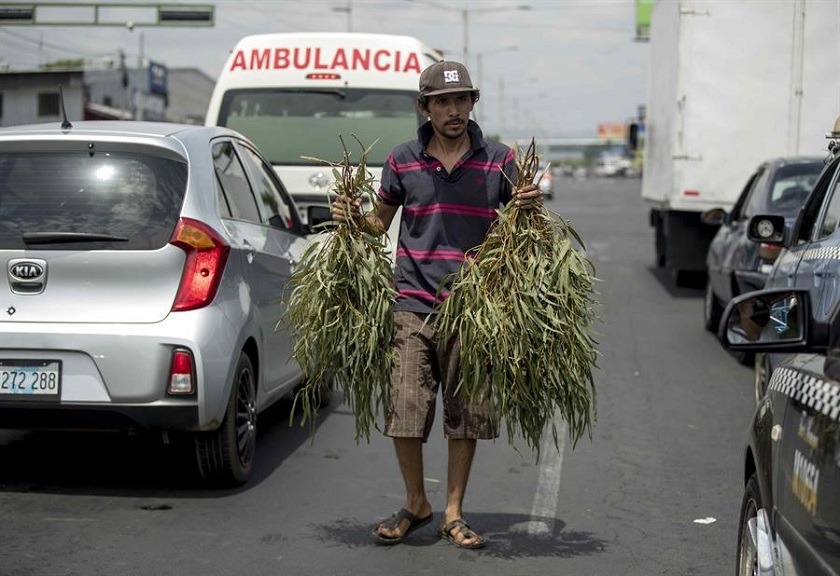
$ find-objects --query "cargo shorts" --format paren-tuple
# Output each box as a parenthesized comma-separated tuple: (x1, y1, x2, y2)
(385, 310, 499, 441)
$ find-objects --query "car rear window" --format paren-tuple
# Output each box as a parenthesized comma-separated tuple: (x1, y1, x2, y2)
(767, 162, 823, 215)
(0, 151, 187, 250)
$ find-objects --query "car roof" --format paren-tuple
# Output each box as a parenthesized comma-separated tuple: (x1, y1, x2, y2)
(762, 155, 825, 167)
(0, 120, 240, 142)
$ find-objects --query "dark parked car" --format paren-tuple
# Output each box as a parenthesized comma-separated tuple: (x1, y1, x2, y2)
(740, 121, 840, 403)
(0, 120, 316, 486)
(720, 287, 840, 576)
(702, 157, 823, 333)
(717, 117, 840, 575)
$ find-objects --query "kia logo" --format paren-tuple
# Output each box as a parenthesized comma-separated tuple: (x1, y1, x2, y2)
(9, 260, 46, 282)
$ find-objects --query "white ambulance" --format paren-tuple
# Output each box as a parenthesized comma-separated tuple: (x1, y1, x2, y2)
(206, 32, 442, 239)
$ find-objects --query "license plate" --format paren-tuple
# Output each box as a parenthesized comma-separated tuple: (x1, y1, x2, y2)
(0, 360, 61, 400)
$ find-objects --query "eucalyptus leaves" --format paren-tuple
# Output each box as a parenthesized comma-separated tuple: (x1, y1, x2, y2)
(282, 136, 396, 442)
(436, 139, 600, 458)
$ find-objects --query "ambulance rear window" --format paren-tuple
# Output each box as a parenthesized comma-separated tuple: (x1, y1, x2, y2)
(217, 88, 424, 166)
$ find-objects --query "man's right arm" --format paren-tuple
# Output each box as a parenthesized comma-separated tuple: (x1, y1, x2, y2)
(331, 196, 398, 237)
(363, 202, 398, 236)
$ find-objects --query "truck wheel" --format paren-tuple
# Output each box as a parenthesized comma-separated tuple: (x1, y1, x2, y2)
(194, 352, 257, 486)
(703, 281, 723, 332)
(736, 474, 761, 576)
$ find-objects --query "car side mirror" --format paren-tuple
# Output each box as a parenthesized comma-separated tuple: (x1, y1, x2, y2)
(746, 214, 786, 246)
(308, 205, 333, 228)
(718, 288, 819, 352)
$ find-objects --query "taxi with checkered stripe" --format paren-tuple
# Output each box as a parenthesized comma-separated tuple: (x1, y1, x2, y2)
(718, 116, 840, 576)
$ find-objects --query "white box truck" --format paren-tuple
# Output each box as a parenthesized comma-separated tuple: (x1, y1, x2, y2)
(205, 32, 442, 252)
(642, 0, 840, 284)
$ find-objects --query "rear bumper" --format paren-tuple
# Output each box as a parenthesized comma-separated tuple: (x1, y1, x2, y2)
(0, 308, 240, 432)
(0, 401, 199, 431)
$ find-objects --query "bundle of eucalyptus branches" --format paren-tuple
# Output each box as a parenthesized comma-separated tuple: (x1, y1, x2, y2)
(436, 139, 600, 458)
(281, 135, 396, 442)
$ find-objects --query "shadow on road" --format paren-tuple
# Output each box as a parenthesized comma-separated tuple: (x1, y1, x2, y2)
(647, 265, 706, 297)
(0, 390, 340, 497)
(315, 511, 606, 560)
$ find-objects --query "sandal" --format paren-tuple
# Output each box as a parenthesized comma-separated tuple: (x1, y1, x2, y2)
(372, 508, 433, 545)
(437, 518, 486, 549)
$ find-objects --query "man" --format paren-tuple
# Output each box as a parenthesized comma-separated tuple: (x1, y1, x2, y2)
(331, 60, 542, 549)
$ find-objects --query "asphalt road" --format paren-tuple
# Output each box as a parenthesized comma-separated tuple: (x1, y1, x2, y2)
(0, 177, 755, 576)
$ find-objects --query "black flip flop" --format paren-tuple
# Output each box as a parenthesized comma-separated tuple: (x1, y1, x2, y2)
(372, 508, 433, 545)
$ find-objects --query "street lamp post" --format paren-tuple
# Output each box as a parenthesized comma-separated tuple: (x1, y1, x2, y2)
(475, 45, 517, 125)
(332, 1, 352, 32)
(406, 0, 530, 67)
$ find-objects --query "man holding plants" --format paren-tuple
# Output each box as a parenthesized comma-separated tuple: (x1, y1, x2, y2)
(331, 60, 543, 550)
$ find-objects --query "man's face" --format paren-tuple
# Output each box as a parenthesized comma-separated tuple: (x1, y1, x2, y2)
(419, 92, 474, 140)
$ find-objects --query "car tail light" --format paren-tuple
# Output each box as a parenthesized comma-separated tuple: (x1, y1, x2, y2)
(758, 242, 782, 263)
(169, 218, 230, 312)
(168, 349, 195, 395)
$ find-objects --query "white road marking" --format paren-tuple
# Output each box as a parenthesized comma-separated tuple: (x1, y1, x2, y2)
(527, 420, 567, 537)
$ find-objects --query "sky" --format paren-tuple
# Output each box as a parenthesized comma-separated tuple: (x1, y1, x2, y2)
(0, 0, 650, 140)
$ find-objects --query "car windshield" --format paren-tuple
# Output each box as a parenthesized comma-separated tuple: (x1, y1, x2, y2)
(0, 151, 188, 250)
(216, 88, 424, 166)
(766, 162, 823, 215)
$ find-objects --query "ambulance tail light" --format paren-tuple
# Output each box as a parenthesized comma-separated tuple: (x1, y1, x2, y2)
(306, 73, 342, 81)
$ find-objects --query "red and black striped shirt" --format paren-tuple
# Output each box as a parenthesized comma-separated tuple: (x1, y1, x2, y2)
(378, 120, 517, 314)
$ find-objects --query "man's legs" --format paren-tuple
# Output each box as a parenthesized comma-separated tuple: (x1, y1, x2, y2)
(376, 437, 433, 538)
(442, 438, 482, 547)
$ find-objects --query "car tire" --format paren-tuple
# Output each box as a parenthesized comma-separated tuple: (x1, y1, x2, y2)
(194, 352, 257, 486)
(753, 353, 771, 404)
(703, 280, 723, 332)
(736, 474, 762, 576)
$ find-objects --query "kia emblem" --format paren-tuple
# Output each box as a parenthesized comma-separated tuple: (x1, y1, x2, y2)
(9, 260, 46, 282)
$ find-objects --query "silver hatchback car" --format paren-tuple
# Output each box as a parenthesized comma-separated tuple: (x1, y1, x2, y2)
(0, 121, 313, 486)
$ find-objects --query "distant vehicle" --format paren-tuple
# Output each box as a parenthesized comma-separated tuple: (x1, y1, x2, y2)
(594, 154, 630, 178)
(537, 163, 553, 200)
(205, 32, 441, 253)
(701, 156, 823, 333)
(641, 0, 840, 285)
(0, 120, 315, 486)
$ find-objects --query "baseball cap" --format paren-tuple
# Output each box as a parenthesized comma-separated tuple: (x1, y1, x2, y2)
(419, 61, 480, 99)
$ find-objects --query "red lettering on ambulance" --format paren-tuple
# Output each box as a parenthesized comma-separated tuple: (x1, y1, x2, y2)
(228, 46, 423, 73)
(403, 52, 421, 73)
(352, 49, 370, 70)
(230, 50, 247, 71)
(273, 48, 289, 69)
(293, 48, 311, 69)
(373, 50, 390, 71)
(332, 48, 349, 70)
(251, 49, 270, 70)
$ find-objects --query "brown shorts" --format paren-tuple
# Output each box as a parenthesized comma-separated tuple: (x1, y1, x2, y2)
(385, 310, 498, 441)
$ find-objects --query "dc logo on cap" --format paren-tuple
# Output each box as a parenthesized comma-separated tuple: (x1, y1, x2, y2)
(444, 70, 460, 83)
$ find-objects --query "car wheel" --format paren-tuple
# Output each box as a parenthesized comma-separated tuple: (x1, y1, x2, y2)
(194, 352, 257, 486)
(753, 353, 771, 404)
(736, 474, 762, 576)
(703, 280, 723, 332)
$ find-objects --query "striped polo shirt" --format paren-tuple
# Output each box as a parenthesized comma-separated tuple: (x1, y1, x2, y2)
(378, 120, 517, 314)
